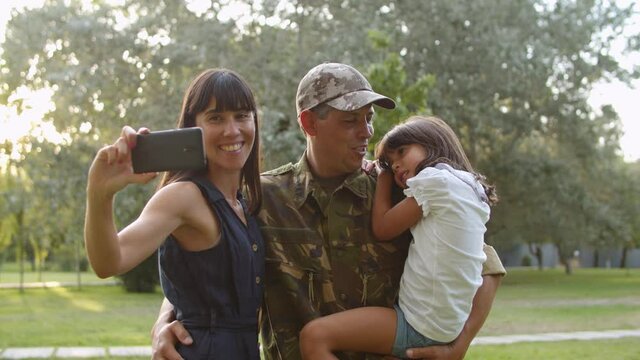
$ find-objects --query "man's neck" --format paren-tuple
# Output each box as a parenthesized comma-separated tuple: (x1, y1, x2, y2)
(304, 152, 351, 187)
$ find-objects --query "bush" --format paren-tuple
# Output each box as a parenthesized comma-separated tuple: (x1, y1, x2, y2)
(521, 255, 532, 267)
(50, 246, 89, 272)
(118, 251, 159, 293)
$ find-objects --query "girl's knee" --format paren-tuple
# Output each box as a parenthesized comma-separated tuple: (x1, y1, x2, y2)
(300, 318, 326, 344)
(300, 319, 332, 359)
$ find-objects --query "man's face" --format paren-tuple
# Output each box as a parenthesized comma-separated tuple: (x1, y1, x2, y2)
(309, 105, 374, 178)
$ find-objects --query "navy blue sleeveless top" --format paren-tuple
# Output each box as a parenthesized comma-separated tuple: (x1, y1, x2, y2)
(158, 177, 265, 359)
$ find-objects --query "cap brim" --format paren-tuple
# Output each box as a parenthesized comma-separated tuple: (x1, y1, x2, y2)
(325, 90, 396, 112)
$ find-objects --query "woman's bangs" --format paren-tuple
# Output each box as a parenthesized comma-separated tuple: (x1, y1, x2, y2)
(212, 74, 255, 112)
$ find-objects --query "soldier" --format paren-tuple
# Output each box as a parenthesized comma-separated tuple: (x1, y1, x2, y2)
(151, 63, 506, 360)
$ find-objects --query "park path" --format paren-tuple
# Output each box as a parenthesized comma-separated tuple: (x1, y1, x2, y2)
(0, 280, 118, 289)
(0, 328, 639, 358)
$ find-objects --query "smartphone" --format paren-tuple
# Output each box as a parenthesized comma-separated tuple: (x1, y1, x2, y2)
(131, 128, 207, 174)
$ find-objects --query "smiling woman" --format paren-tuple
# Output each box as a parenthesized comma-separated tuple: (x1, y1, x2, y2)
(83, 68, 265, 359)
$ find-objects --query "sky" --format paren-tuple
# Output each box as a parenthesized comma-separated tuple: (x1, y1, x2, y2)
(1, 0, 639, 161)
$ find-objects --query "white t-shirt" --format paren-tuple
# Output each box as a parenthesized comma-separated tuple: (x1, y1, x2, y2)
(398, 164, 489, 343)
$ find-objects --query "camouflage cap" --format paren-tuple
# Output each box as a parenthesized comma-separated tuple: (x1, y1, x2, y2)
(296, 63, 396, 116)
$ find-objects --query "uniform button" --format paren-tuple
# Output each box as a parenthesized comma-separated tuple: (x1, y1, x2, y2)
(252, 243, 258, 252)
(256, 276, 261, 284)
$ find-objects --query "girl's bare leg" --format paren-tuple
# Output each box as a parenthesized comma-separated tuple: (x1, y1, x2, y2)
(299, 306, 397, 360)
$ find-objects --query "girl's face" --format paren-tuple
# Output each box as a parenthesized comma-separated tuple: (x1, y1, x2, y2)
(385, 144, 428, 188)
(194, 97, 255, 175)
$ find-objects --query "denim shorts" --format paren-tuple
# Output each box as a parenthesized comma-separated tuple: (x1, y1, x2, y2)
(391, 304, 447, 359)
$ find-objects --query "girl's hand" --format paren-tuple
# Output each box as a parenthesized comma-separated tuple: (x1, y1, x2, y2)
(87, 126, 156, 197)
(377, 168, 394, 183)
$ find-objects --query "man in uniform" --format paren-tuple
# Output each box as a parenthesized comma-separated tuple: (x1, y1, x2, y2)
(151, 63, 506, 360)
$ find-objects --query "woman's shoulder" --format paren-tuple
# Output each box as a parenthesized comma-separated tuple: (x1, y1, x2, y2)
(153, 180, 203, 205)
(159, 179, 200, 193)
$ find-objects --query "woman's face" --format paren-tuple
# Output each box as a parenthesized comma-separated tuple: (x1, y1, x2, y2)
(194, 97, 255, 174)
(385, 143, 428, 188)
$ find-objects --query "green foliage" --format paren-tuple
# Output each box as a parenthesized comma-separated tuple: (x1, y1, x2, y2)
(0, 213, 17, 254)
(117, 252, 159, 293)
(49, 245, 88, 272)
(366, 51, 436, 154)
(0, 0, 638, 271)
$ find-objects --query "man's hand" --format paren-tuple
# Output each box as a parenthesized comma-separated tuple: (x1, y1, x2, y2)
(151, 301, 193, 360)
(405, 340, 465, 360)
(403, 274, 502, 360)
(361, 159, 380, 176)
(381, 339, 465, 360)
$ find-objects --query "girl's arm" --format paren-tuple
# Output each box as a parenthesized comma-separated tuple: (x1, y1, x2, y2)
(372, 170, 422, 241)
(84, 126, 179, 278)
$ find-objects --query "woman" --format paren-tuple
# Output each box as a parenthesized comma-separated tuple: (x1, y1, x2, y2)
(84, 68, 264, 359)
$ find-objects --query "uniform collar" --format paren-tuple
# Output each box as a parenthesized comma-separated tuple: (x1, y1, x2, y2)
(291, 152, 372, 208)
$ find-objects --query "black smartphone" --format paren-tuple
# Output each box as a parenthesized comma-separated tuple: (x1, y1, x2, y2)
(131, 128, 207, 174)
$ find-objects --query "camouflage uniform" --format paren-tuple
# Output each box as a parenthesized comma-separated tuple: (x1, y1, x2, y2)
(258, 62, 506, 359)
(258, 156, 506, 360)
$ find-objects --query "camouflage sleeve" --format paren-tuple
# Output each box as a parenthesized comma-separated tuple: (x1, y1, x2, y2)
(482, 244, 507, 276)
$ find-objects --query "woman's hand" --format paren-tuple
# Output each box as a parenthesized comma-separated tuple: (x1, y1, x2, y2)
(87, 126, 156, 197)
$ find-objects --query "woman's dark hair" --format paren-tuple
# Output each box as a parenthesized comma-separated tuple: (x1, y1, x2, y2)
(159, 68, 262, 214)
(375, 116, 498, 205)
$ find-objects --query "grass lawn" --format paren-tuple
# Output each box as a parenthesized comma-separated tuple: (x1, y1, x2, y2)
(466, 338, 640, 359)
(0, 286, 163, 347)
(480, 267, 640, 336)
(0, 267, 115, 285)
(0, 267, 639, 359)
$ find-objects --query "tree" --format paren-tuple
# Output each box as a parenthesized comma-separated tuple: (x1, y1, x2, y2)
(0, 158, 31, 291)
(1, 0, 638, 278)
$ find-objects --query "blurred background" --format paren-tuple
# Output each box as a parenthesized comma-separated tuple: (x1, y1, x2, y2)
(0, 1, 639, 359)
(2, 0, 639, 281)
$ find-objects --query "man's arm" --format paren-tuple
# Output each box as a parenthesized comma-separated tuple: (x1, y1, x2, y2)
(150, 298, 193, 360)
(405, 274, 502, 360)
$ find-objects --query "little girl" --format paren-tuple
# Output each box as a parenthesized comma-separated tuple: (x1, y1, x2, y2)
(299, 115, 498, 359)
(84, 69, 264, 359)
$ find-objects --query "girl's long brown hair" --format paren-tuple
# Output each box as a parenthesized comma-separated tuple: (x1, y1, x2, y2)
(375, 116, 498, 205)
(159, 68, 262, 214)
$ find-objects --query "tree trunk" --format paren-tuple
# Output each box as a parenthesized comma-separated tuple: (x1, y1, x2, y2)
(74, 235, 83, 290)
(17, 233, 24, 293)
(529, 243, 543, 270)
(16, 210, 24, 293)
(535, 247, 543, 270)
(593, 249, 599, 268)
(563, 259, 573, 275)
(556, 243, 573, 275)
(620, 246, 628, 269)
